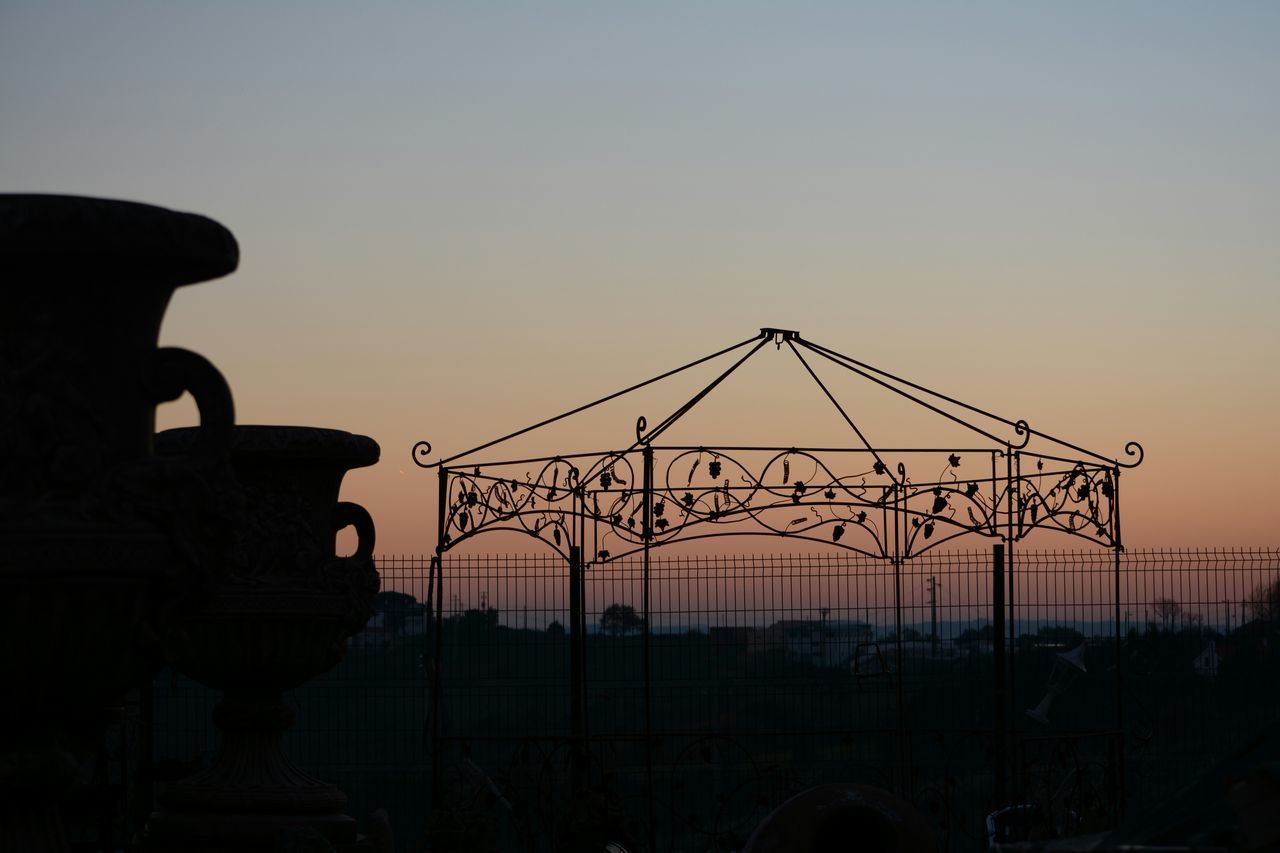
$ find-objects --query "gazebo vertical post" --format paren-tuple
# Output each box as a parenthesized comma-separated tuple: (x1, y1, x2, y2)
(430, 467, 447, 815)
(569, 543, 586, 790)
(1007, 449, 1020, 802)
(1112, 467, 1126, 818)
(573, 473, 593, 790)
(575, 486, 591, 767)
(642, 445, 656, 852)
(892, 479, 907, 794)
(992, 541, 1007, 807)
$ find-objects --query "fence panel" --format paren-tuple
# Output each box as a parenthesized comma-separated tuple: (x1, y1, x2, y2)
(144, 547, 1280, 852)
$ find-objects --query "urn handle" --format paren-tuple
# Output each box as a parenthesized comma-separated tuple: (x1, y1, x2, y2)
(334, 501, 376, 561)
(149, 347, 235, 458)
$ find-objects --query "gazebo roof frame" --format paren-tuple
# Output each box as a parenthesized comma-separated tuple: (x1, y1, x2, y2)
(415, 328, 1143, 563)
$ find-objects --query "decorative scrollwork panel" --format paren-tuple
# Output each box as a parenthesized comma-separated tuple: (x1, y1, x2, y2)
(438, 448, 1125, 561)
(440, 457, 588, 559)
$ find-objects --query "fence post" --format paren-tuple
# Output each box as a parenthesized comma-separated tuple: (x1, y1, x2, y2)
(992, 542, 1007, 807)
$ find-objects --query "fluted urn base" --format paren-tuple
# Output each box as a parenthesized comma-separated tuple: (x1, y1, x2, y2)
(1, 526, 183, 853)
(145, 592, 368, 852)
(147, 691, 356, 852)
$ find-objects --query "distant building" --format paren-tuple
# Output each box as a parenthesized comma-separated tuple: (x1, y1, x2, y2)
(351, 608, 427, 647)
(1193, 640, 1222, 679)
(763, 618, 875, 668)
(709, 626, 756, 646)
(955, 637, 995, 657)
(350, 619, 392, 648)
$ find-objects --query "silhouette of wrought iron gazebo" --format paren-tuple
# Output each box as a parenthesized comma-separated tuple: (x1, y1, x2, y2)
(413, 326, 1144, 843)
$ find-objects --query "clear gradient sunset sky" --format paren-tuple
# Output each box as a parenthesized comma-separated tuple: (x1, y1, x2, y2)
(3, 3, 1277, 553)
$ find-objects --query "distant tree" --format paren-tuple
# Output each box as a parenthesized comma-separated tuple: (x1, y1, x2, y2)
(881, 627, 924, 643)
(1036, 625, 1085, 648)
(547, 620, 565, 636)
(375, 591, 419, 633)
(600, 603, 644, 636)
(1246, 575, 1280, 623)
(1153, 598, 1183, 630)
(957, 624, 994, 645)
(459, 607, 499, 631)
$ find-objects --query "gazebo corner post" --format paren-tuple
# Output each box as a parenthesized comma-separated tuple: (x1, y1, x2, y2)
(1007, 449, 1020, 803)
(576, 486, 591, 740)
(568, 542, 587, 791)
(1112, 466, 1126, 818)
(891, 480, 908, 795)
(430, 466, 448, 818)
(992, 540, 1007, 809)
(641, 444, 657, 852)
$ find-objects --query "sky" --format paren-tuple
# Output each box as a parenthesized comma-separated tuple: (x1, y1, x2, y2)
(3, 2, 1277, 554)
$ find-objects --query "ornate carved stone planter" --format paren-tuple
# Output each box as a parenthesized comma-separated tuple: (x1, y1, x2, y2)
(148, 426, 380, 852)
(0, 194, 239, 852)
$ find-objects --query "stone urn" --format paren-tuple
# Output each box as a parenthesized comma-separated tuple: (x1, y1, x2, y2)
(0, 194, 239, 851)
(147, 425, 380, 852)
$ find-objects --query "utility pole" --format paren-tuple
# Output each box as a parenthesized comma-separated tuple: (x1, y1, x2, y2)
(927, 576, 940, 658)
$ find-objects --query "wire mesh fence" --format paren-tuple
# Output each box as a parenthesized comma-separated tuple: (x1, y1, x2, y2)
(144, 546, 1280, 852)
